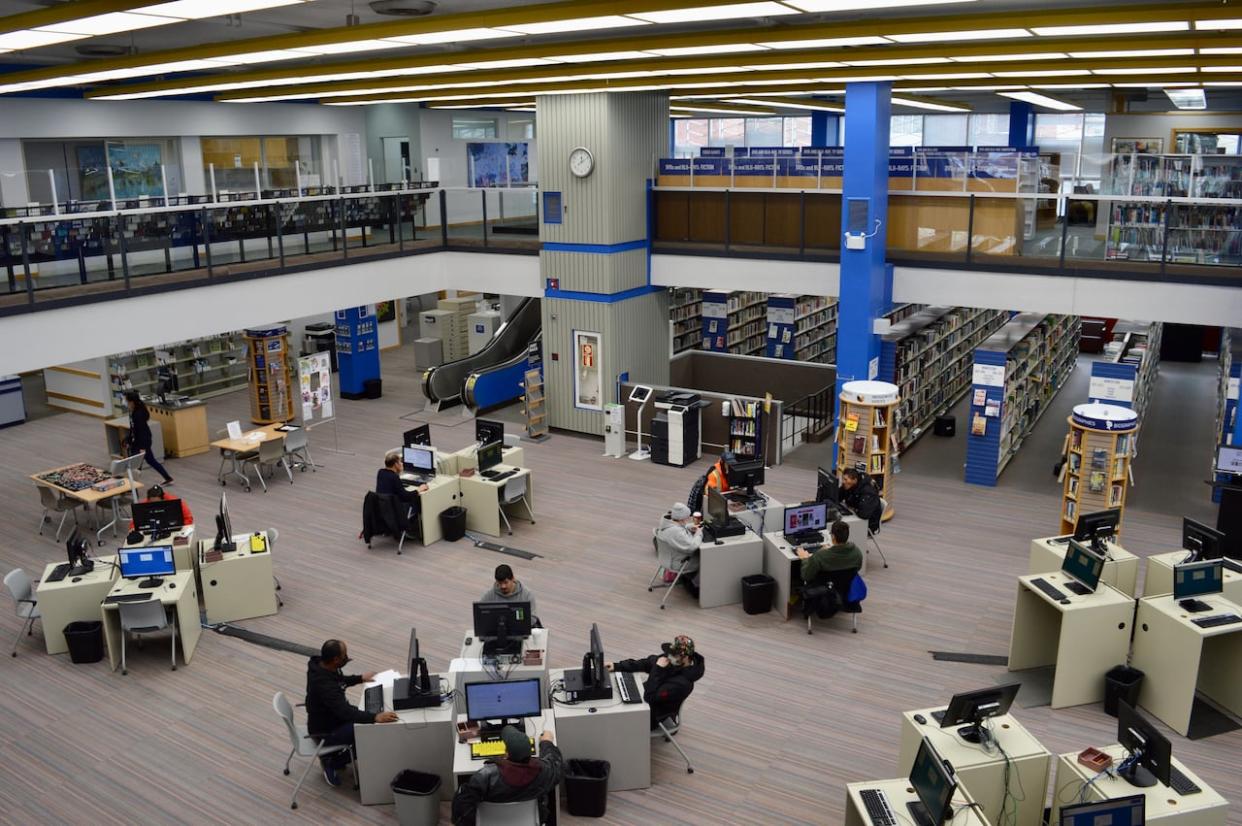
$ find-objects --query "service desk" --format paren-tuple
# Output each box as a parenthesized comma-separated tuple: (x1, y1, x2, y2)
(1129, 593, 1242, 736)
(105, 416, 165, 461)
(1049, 745, 1227, 825)
(459, 465, 534, 537)
(354, 675, 455, 804)
(1142, 551, 1242, 603)
(1007, 574, 1134, 708)
(1029, 536, 1138, 597)
(450, 628, 550, 714)
(196, 535, 278, 624)
(123, 525, 196, 572)
(698, 530, 764, 608)
(845, 777, 991, 826)
(549, 668, 651, 791)
(453, 708, 556, 784)
(899, 708, 1050, 826)
(35, 555, 119, 655)
(409, 473, 463, 546)
(99, 570, 201, 671)
(761, 514, 867, 620)
(147, 400, 209, 457)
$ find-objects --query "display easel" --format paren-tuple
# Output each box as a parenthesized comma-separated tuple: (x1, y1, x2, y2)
(1059, 403, 1138, 538)
(629, 385, 653, 461)
(835, 380, 899, 521)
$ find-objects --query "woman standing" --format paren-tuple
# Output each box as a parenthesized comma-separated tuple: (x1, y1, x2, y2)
(124, 390, 174, 486)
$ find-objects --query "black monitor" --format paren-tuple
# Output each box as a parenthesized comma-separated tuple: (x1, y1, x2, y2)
(816, 467, 840, 507)
(117, 545, 175, 589)
(907, 737, 957, 826)
(214, 492, 235, 553)
(1118, 700, 1172, 788)
(476, 419, 504, 446)
(407, 627, 432, 693)
(131, 498, 184, 538)
(1182, 517, 1224, 561)
(1061, 540, 1105, 593)
(403, 445, 436, 475)
(1059, 795, 1145, 826)
(724, 457, 765, 493)
(705, 487, 729, 527)
(564, 623, 612, 701)
(65, 531, 91, 575)
(937, 683, 1020, 744)
(1173, 560, 1223, 600)
(404, 424, 431, 447)
(1075, 508, 1120, 552)
(473, 600, 532, 656)
(464, 678, 542, 724)
(478, 441, 503, 472)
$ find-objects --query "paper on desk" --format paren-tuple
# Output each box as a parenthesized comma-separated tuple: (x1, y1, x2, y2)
(449, 658, 483, 672)
(367, 669, 401, 687)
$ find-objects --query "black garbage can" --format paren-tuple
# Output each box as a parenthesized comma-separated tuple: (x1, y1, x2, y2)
(1104, 665, 1144, 717)
(934, 415, 956, 437)
(741, 574, 775, 615)
(364, 378, 383, 399)
(440, 506, 467, 541)
(564, 759, 610, 817)
(63, 621, 104, 664)
(391, 770, 440, 826)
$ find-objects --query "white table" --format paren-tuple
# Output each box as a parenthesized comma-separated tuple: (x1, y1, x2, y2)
(1142, 550, 1242, 603)
(549, 668, 651, 791)
(353, 673, 455, 804)
(450, 628, 550, 714)
(1028, 535, 1138, 597)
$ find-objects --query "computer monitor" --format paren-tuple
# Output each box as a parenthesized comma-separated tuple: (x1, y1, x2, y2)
(783, 503, 828, 537)
(463, 678, 542, 724)
(564, 622, 612, 701)
(473, 600, 532, 656)
(724, 457, 765, 493)
(1061, 540, 1105, 593)
(1215, 443, 1242, 476)
(117, 545, 175, 589)
(937, 683, 1020, 744)
(1118, 701, 1172, 788)
(65, 531, 91, 574)
(403, 445, 436, 475)
(1059, 795, 1145, 826)
(705, 487, 730, 527)
(816, 467, 840, 507)
(478, 441, 503, 472)
(476, 418, 504, 446)
(1074, 508, 1120, 550)
(131, 498, 184, 538)
(1182, 517, 1224, 561)
(404, 424, 431, 447)
(907, 737, 956, 826)
(214, 492, 234, 552)
(407, 627, 432, 693)
(1173, 560, 1224, 600)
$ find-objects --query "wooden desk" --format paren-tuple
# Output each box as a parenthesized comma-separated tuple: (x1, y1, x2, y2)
(1050, 745, 1227, 825)
(1143, 550, 1242, 603)
(124, 525, 197, 572)
(32, 463, 144, 544)
(209, 424, 286, 487)
(35, 556, 119, 654)
(451, 444, 524, 475)
(196, 535, 278, 624)
(1029, 535, 1138, 597)
(459, 464, 534, 537)
(148, 401, 209, 457)
(99, 570, 201, 671)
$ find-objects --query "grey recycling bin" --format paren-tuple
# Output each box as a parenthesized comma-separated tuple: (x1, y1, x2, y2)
(564, 759, 610, 817)
(391, 770, 440, 826)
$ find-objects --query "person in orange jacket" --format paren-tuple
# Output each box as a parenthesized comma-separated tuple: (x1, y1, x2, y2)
(704, 452, 733, 495)
(128, 484, 193, 530)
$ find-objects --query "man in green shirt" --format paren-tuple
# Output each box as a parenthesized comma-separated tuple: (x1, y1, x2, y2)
(797, 519, 863, 582)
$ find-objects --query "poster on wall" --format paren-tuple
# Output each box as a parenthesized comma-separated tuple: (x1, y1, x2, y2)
(298, 351, 334, 423)
(573, 330, 603, 411)
(1111, 138, 1162, 155)
(76, 145, 108, 200)
(375, 300, 396, 323)
(467, 142, 529, 187)
(107, 143, 165, 198)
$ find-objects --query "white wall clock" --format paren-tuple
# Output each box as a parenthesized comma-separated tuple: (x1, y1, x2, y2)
(569, 146, 594, 178)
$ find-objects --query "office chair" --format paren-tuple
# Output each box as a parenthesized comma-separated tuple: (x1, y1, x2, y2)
(477, 799, 540, 826)
(648, 529, 697, 610)
(36, 485, 82, 542)
(866, 498, 890, 569)
(4, 569, 41, 657)
(283, 428, 315, 473)
(102, 454, 145, 544)
(651, 691, 696, 774)
(117, 598, 177, 675)
(242, 438, 293, 493)
(273, 691, 356, 809)
(498, 475, 534, 535)
(267, 528, 283, 608)
(798, 568, 864, 635)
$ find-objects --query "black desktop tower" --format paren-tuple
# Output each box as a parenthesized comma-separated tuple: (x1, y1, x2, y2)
(563, 668, 613, 702)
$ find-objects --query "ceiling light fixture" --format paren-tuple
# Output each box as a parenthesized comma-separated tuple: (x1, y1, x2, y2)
(998, 90, 1080, 111)
(34, 11, 179, 37)
(890, 96, 969, 111)
(1165, 88, 1207, 109)
(648, 44, 770, 56)
(759, 36, 890, 49)
(1032, 22, 1188, 36)
(726, 97, 844, 111)
(845, 57, 953, 67)
(951, 52, 1066, 63)
(992, 69, 1091, 77)
(786, 0, 976, 9)
(887, 28, 1030, 44)
(1093, 67, 1198, 76)
(899, 72, 992, 80)
(1194, 19, 1242, 31)
(545, 51, 653, 63)
(1066, 48, 1194, 59)
(383, 28, 520, 45)
(501, 16, 649, 35)
(142, 0, 305, 17)
(630, 3, 798, 24)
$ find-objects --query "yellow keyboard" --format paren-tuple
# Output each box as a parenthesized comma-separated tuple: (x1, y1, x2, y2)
(470, 737, 534, 760)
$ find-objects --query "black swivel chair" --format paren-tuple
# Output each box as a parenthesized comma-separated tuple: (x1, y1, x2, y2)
(650, 679, 699, 774)
(360, 492, 419, 554)
(797, 566, 863, 634)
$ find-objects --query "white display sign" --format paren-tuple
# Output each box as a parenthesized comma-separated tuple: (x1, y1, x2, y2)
(868, 356, 879, 380)
(1089, 376, 1136, 403)
(972, 363, 1005, 387)
(1230, 377, 1239, 401)
(298, 351, 334, 425)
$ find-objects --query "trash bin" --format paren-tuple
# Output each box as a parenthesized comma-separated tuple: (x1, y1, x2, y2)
(741, 574, 775, 615)
(934, 414, 956, 437)
(440, 506, 467, 541)
(564, 759, 610, 817)
(364, 378, 383, 399)
(1104, 665, 1144, 717)
(391, 770, 440, 826)
(63, 620, 104, 664)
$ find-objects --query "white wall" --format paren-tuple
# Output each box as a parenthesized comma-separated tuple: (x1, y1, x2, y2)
(420, 108, 539, 227)
(653, 253, 840, 296)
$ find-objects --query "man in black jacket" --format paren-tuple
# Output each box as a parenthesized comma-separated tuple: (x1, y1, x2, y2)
(607, 635, 705, 729)
(376, 449, 428, 505)
(840, 467, 883, 533)
(305, 639, 398, 787)
(452, 725, 563, 826)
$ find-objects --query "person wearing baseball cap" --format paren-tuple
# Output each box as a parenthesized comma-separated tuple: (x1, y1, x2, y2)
(607, 635, 706, 729)
(451, 725, 563, 826)
(656, 502, 702, 580)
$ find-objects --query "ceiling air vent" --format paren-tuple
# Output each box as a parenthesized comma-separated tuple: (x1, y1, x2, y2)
(75, 43, 132, 57)
(370, 0, 437, 16)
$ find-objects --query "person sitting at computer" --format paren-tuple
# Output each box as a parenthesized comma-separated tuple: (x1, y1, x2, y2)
(705, 452, 732, 495)
(480, 564, 538, 618)
(606, 635, 705, 730)
(840, 467, 883, 533)
(305, 639, 398, 787)
(797, 519, 863, 586)
(376, 449, 428, 506)
(126, 484, 192, 531)
(451, 725, 563, 826)
(657, 503, 702, 577)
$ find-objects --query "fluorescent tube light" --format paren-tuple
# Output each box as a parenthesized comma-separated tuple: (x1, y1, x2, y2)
(648, 44, 769, 56)
(887, 28, 1030, 43)
(787, 0, 976, 9)
(215, 49, 313, 64)
(1165, 88, 1206, 109)
(671, 105, 777, 114)
(1111, 82, 1198, 88)
(1067, 48, 1194, 59)
(384, 28, 521, 45)
(845, 57, 953, 67)
(1092, 67, 1197, 75)
(992, 69, 1091, 77)
(36, 12, 178, 36)
(1194, 19, 1242, 30)
(951, 52, 1066, 63)
(726, 97, 844, 111)
(999, 90, 1080, 110)
(1032, 22, 1188, 36)
(899, 72, 992, 80)
(501, 16, 648, 35)
(546, 51, 653, 63)
(760, 36, 890, 49)
(631, 3, 798, 24)
(1201, 65, 1242, 73)
(142, 0, 304, 17)
(0, 30, 87, 51)
(292, 40, 402, 55)
(1200, 47, 1242, 55)
(1031, 83, 1109, 89)
(455, 58, 557, 69)
(746, 62, 846, 70)
(890, 96, 970, 111)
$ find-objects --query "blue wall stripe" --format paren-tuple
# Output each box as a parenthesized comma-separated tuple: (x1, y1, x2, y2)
(544, 284, 662, 304)
(542, 239, 648, 254)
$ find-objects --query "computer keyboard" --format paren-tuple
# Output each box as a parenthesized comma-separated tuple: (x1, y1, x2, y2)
(490, 469, 518, 482)
(1191, 613, 1242, 629)
(859, 788, 898, 826)
(480, 469, 500, 479)
(1028, 577, 1068, 602)
(617, 671, 641, 704)
(1064, 581, 1092, 596)
(363, 685, 384, 716)
(1169, 765, 1202, 796)
(45, 563, 70, 583)
(103, 593, 151, 604)
(786, 531, 824, 546)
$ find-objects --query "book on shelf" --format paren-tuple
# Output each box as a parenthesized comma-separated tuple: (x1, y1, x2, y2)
(873, 409, 886, 427)
(1090, 449, 1108, 469)
(1068, 477, 1079, 496)
(845, 412, 860, 432)
(1088, 471, 1106, 493)
(1065, 501, 1077, 522)
(1109, 484, 1124, 507)
(971, 414, 987, 436)
(852, 434, 866, 454)
(1071, 430, 1083, 450)
(871, 434, 880, 452)
(870, 455, 884, 474)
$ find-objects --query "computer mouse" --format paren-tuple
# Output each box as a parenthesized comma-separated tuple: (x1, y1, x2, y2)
(715, 540, 724, 545)
(169, 583, 177, 589)
(1060, 598, 1070, 605)
(465, 636, 473, 645)
(913, 714, 927, 725)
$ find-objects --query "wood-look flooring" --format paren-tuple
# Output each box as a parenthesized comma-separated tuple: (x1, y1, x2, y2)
(0, 346, 1238, 825)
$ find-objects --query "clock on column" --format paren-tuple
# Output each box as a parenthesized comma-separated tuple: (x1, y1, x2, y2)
(569, 146, 594, 178)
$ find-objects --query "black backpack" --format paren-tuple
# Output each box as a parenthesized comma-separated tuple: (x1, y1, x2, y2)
(686, 472, 709, 514)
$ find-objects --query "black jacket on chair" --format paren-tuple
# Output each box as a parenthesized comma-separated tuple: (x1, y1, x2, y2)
(801, 567, 862, 619)
(361, 492, 416, 544)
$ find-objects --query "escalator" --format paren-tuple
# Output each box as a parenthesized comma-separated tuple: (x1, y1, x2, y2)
(421, 297, 541, 411)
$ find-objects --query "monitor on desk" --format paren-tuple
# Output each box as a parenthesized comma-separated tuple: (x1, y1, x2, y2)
(1117, 700, 1172, 789)
(705, 487, 730, 527)
(403, 446, 436, 476)
(564, 622, 612, 701)
(936, 683, 1020, 744)
(1061, 540, 1105, 593)
(464, 678, 541, 724)
(214, 492, 234, 552)
(1181, 517, 1224, 562)
(476, 419, 504, 447)
(131, 498, 184, 537)
(907, 737, 956, 826)
(404, 424, 431, 447)
(65, 530, 91, 574)
(724, 457, 765, 493)
(815, 467, 840, 507)
(783, 503, 827, 537)
(1173, 559, 1223, 600)
(1059, 795, 1145, 826)
(478, 441, 503, 472)
(1215, 443, 1242, 476)
(117, 545, 175, 589)
(1074, 508, 1120, 550)
(473, 600, 531, 656)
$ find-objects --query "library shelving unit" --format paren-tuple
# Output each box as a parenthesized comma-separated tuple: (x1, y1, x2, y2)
(1089, 321, 1162, 454)
(701, 289, 766, 356)
(244, 327, 294, 424)
(727, 397, 763, 458)
(835, 380, 899, 521)
(522, 367, 548, 441)
(669, 288, 702, 354)
(106, 333, 248, 413)
(1215, 328, 1241, 503)
(793, 294, 838, 363)
(965, 312, 1081, 486)
(1060, 403, 1138, 538)
(879, 306, 1008, 454)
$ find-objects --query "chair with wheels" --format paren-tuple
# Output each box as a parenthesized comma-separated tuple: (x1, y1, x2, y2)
(650, 686, 697, 774)
(117, 598, 177, 675)
(267, 527, 283, 608)
(36, 485, 82, 541)
(498, 475, 534, 535)
(243, 438, 293, 493)
(798, 567, 864, 635)
(647, 529, 697, 610)
(478, 799, 540, 826)
(272, 691, 356, 810)
(283, 428, 315, 473)
(4, 569, 41, 657)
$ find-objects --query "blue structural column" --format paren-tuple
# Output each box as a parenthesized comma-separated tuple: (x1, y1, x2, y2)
(835, 82, 894, 417)
(1007, 101, 1035, 148)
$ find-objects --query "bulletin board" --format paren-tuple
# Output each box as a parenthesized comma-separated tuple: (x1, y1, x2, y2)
(298, 351, 334, 424)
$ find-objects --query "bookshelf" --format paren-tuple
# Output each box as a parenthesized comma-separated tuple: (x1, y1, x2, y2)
(727, 397, 763, 458)
(523, 367, 548, 441)
(835, 380, 899, 521)
(1215, 328, 1241, 503)
(879, 305, 1008, 454)
(701, 289, 766, 356)
(1060, 403, 1138, 538)
(965, 312, 1081, 486)
(106, 333, 248, 414)
(792, 294, 838, 364)
(244, 327, 295, 424)
(669, 288, 702, 354)
(1089, 321, 1162, 455)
